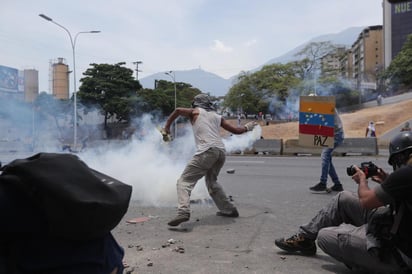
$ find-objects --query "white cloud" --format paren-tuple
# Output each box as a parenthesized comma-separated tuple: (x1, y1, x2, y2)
(244, 39, 258, 48)
(210, 40, 233, 53)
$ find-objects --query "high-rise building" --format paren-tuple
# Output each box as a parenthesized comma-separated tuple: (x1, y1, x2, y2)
(23, 69, 39, 102)
(351, 25, 384, 90)
(339, 50, 354, 82)
(383, 0, 412, 68)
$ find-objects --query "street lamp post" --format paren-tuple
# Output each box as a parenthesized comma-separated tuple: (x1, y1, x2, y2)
(39, 14, 100, 147)
(165, 71, 177, 138)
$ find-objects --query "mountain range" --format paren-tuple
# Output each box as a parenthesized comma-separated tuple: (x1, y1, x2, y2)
(139, 26, 365, 97)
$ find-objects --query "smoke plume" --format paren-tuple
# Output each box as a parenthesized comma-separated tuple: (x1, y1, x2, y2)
(79, 114, 261, 207)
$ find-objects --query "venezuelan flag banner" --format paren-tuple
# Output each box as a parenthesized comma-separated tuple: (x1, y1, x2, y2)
(299, 96, 335, 148)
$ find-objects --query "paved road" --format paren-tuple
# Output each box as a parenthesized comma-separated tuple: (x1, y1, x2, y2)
(1, 93, 410, 273)
(113, 155, 389, 274)
(362, 91, 412, 108)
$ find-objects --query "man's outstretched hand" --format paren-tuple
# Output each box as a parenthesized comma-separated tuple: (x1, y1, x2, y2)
(159, 128, 172, 142)
(244, 121, 257, 131)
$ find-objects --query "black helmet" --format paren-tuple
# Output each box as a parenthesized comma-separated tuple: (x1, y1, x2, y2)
(388, 131, 412, 166)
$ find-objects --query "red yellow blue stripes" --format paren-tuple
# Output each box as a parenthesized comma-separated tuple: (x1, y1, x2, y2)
(298, 96, 336, 148)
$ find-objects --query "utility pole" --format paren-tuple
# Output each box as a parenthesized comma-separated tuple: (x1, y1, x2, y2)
(133, 61, 143, 80)
(39, 14, 100, 148)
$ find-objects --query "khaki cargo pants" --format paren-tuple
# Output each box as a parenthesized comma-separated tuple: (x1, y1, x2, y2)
(176, 147, 236, 217)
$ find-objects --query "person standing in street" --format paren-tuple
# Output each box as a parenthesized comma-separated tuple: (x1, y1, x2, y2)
(162, 93, 257, 226)
(309, 94, 345, 193)
(365, 121, 377, 137)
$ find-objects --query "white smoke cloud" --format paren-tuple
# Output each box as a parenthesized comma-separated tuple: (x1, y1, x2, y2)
(0, 97, 261, 208)
(79, 115, 261, 207)
(223, 125, 262, 153)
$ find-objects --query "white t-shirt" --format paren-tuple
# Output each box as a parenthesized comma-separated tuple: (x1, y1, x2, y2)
(366, 123, 376, 137)
(192, 108, 225, 154)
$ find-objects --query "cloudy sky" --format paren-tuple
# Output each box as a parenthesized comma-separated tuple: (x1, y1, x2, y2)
(1, 0, 383, 93)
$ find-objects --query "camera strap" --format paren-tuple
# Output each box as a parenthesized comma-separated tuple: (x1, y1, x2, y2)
(390, 202, 412, 235)
(390, 203, 404, 235)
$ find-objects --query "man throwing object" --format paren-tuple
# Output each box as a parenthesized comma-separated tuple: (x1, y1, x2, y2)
(163, 94, 257, 226)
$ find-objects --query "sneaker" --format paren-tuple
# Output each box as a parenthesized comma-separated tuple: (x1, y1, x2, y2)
(216, 208, 239, 217)
(309, 182, 327, 193)
(168, 215, 190, 226)
(330, 184, 344, 192)
(274, 234, 317, 255)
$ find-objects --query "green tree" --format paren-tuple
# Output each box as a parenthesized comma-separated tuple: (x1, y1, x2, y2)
(224, 63, 300, 114)
(255, 63, 301, 99)
(383, 34, 412, 91)
(34, 92, 72, 129)
(136, 80, 202, 116)
(295, 41, 336, 75)
(77, 62, 142, 130)
(32, 92, 75, 143)
(294, 41, 337, 94)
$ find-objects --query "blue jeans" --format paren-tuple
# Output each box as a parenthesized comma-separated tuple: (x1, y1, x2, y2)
(320, 130, 344, 185)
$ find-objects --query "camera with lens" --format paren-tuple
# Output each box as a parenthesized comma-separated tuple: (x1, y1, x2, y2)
(346, 161, 379, 178)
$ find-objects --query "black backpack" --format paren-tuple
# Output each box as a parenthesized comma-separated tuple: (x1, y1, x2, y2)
(0, 152, 132, 241)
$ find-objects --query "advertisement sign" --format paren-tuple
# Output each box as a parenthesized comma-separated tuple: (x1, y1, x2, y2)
(299, 96, 335, 148)
(0, 65, 19, 93)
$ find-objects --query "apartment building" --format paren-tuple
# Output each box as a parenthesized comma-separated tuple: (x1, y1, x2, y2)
(320, 47, 347, 78)
(320, 26, 383, 91)
(324, 1, 412, 92)
(351, 25, 384, 90)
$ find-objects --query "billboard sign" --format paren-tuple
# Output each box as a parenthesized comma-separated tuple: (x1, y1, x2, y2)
(0, 65, 19, 93)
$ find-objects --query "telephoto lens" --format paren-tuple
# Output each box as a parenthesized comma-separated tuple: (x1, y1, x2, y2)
(346, 165, 356, 176)
(346, 162, 379, 178)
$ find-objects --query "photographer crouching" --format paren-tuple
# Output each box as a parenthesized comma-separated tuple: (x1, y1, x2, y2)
(274, 131, 412, 273)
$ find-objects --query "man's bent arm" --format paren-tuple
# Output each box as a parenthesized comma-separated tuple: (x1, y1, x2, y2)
(353, 166, 384, 209)
(164, 108, 194, 133)
(221, 118, 247, 135)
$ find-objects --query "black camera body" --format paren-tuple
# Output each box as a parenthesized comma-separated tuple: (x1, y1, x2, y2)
(347, 161, 379, 178)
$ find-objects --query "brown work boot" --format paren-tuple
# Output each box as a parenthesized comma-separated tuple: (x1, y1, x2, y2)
(274, 233, 316, 255)
(216, 208, 239, 217)
(167, 214, 190, 226)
